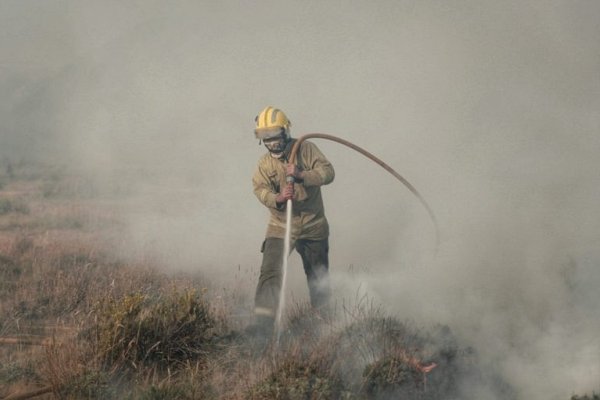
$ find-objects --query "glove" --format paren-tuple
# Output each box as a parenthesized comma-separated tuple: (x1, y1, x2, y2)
(286, 163, 304, 181)
(276, 183, 294, 204)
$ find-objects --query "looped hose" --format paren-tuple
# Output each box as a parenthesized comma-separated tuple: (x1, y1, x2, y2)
(276, 133, 440, 346)
(289, 133, 440, 249)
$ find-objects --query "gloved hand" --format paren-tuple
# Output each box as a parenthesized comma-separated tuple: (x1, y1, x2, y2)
(286, 163, 304, 181)
(275, 183, 294, 204)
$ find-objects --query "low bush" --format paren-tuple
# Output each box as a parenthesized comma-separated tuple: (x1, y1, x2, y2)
(90, 288, 221, 371)
(247, 355, 347, 400)
(0, 198, 30, 215)
(0, 254, 20, 298)
(362, 355, 423, 398)
(0, 361, 39, 385)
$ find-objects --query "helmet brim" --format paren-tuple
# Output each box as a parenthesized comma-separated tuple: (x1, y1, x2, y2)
(255, 127, 285, 140)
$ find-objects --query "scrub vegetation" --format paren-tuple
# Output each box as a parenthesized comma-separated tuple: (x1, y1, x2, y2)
(0, 162, 594, 400)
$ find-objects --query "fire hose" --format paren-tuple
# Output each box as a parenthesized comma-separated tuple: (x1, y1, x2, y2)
(275, 133, 440, 343)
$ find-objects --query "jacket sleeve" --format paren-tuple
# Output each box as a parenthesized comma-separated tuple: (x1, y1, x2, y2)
(299, 141, 335, 187)
(252, 161, 282, 209)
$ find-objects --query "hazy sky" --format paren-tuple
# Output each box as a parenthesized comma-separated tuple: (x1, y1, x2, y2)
(1, 1, 599, 398)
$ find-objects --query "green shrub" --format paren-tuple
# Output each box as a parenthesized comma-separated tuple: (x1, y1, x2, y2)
(0, 198, 30, 215)
(331, 315, 492, 399)
(0, 361, 38, 385)
(55, 370, 116, 400)
(91, 289, 219, 370)
(247, 359, 348, 400)
(362, 355, 423, 398)
(137, 385, 187, 400)
(0, 254, 20, 297)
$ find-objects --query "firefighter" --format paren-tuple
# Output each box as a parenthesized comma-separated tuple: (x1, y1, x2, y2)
(251, 106, 335, 337)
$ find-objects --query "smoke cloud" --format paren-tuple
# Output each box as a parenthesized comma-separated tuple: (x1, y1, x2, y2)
(1, 1, 599, 398)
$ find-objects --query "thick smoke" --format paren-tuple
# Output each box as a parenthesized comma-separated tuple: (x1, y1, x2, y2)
(1, 1, 599, 398)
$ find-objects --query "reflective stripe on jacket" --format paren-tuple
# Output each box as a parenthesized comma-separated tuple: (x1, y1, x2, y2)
(252, 140, 334, 240)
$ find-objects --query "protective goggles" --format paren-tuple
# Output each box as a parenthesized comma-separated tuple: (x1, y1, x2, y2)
(255, 127, 285, 140)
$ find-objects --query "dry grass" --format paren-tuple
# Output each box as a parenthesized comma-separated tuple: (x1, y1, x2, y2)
(0, 162, 592, 399)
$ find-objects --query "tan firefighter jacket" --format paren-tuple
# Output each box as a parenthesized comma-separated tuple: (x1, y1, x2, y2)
(252, 140, 334, 240)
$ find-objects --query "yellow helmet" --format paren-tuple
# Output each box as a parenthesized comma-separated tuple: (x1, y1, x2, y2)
(254, 106, 291, 140)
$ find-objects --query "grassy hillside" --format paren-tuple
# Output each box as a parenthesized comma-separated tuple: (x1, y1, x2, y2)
(0, 162, 595, 400)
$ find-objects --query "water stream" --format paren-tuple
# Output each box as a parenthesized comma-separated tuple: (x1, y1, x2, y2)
(275, 198, 293, 345)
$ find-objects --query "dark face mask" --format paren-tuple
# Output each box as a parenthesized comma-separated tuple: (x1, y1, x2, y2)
(263, 135, 287, 155)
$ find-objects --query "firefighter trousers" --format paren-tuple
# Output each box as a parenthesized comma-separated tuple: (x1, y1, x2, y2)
(254, 237, 331, 327)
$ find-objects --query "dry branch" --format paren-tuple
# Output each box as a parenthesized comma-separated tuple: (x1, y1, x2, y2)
(0, 336, 52, 346)
(1, 386, 53, 400)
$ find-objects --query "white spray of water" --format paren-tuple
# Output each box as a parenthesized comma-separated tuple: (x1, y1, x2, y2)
(275, 198, 293, 345)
